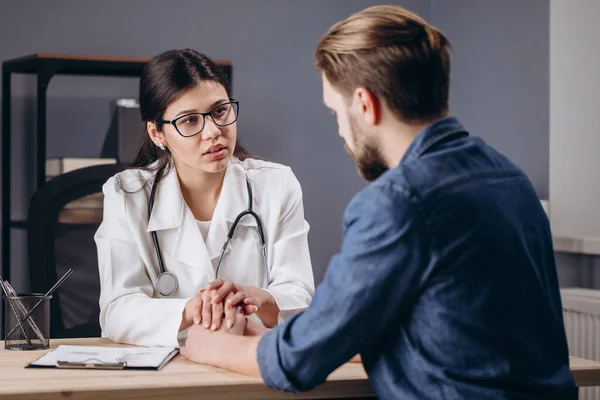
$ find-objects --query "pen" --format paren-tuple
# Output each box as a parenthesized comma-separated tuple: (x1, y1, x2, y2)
(5, 269, 73, 339)
(0, 275, 32, 345)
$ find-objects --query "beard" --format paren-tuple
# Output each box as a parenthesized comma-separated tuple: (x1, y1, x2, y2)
(346, 114, 389, 182)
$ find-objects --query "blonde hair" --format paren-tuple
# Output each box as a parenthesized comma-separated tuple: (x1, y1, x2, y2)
(315, 5, 451, 123)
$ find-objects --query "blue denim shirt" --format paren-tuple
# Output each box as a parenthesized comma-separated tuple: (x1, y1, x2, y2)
(257, 117, 577, 399)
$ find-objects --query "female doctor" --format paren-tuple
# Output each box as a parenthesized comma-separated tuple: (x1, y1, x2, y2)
(95, 49, 315, 348)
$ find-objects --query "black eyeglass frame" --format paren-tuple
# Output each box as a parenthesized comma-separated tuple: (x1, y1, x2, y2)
(156, 99, 239, 137)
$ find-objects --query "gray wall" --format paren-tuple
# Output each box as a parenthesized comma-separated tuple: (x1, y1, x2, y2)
(550, 0, 600, 239)
(430, 0, 550, 199)
(5, 0, 590, 304)
(549, 0, 600, 289)
(0, 0, 429, 294)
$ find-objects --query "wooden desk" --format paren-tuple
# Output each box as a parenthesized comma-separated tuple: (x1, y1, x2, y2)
(0, 338, 375, 399)
(2, 338, 600, 399)
(570, 356, 600, 387)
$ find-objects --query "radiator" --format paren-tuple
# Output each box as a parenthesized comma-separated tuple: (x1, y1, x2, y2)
(561, 288, 600, 400)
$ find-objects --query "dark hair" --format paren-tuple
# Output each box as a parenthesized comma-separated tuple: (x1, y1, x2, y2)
(132, 49, 251, 183)
(315, 5, 451, 123)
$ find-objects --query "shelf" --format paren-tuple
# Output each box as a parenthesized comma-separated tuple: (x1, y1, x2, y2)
(6, 53, 232, 65)
(3, 53, 232, 78)
(9, 209, 102, 228)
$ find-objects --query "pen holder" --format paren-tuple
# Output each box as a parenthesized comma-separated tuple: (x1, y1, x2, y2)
(3, 293, 52, 350)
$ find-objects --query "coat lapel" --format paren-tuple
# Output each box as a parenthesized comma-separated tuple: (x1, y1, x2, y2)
(145, 159, 259, 272)
(204, 159, 259, 260)
(145, 167, 211, 270)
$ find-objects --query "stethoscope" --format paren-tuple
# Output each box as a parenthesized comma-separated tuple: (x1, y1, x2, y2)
(148, 168, 269, 296)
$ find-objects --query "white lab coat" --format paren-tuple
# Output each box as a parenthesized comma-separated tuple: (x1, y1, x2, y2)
(95, 157, 315, 348)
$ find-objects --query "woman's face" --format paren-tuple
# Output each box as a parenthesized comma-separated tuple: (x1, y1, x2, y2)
(148, 81, 237, 175)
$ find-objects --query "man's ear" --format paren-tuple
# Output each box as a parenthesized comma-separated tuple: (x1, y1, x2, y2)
(352, 87, 380, 126)
(147, 121, 166, 147)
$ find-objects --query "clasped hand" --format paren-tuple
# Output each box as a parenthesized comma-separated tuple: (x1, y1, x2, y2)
(182, 279, 265, 332)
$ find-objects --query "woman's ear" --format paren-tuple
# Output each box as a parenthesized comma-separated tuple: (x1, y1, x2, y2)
(147, 121, 165, 147)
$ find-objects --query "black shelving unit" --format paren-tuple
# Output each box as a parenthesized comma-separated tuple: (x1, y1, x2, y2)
(1, 53, 232, 335)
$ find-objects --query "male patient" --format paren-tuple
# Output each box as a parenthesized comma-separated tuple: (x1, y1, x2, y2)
(181, 5, 577, 399)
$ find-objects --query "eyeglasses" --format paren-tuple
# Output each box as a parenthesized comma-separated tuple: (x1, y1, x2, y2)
(157, 100, 239, 137)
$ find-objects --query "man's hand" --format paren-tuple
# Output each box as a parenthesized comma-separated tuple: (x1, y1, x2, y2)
(350, 354, 362, 363)
(244, 318, 270, 337)
(181, 312, 262, 378)
(181, 306, 247, 365)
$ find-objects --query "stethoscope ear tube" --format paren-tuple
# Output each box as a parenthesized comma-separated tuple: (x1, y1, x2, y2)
(149, 167, 168, 276)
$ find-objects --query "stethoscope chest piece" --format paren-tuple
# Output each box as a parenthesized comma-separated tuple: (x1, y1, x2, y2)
(156, 271, 178, 296)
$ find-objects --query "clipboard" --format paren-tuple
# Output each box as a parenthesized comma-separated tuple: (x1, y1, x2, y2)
(56, 360, 128, 370)
(26, 345, 179, 371)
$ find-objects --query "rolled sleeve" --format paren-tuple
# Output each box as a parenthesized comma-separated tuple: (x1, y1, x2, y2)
(257, 326, 298, 392)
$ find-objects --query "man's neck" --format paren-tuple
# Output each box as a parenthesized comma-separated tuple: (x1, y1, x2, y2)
(379, 117, 440, 168)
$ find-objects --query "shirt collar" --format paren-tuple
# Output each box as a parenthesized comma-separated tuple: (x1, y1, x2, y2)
(400, 116, 468, 165)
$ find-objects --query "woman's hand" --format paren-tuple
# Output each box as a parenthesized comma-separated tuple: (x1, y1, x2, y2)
(204, 279, 280, 328)
(203, 279, 261, 315)
(181, 289, 212, 331)
(222, 292, 249, 331)
(182, 289, 253, 332)
(181, 288, 226, 331)
(223, 301, 247, 335)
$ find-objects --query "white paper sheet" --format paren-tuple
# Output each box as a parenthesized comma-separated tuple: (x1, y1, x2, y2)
(29, 345, 178, 369)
